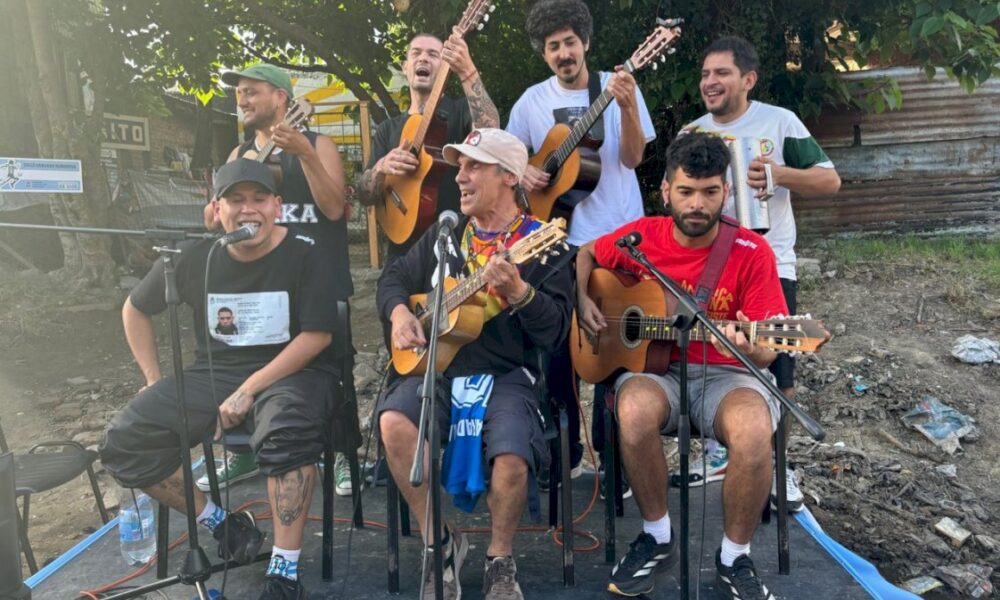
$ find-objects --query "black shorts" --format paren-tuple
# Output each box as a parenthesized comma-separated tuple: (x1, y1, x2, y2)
(768, 278, 797, 389)
(100, 367, 336, 488)
(375, 368, 549, 474)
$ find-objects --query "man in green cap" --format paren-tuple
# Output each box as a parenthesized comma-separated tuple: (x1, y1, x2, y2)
(198, 62, 358, 514)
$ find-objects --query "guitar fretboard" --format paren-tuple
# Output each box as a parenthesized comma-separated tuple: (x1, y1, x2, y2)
(629, 316, 758, 344)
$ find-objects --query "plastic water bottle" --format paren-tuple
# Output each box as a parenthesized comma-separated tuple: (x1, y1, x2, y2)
(118, 488, 156, 566)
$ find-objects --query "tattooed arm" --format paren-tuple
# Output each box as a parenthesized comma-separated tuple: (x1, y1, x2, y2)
(442, 27, 499, 128)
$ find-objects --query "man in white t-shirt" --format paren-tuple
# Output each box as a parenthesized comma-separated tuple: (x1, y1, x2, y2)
(506, 0, 657, 479)
(679, 36, 840, 517)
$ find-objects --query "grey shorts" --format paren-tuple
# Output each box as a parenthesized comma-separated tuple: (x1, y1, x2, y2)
(376, 368, 549, 474)
(614, 364, 780, 440)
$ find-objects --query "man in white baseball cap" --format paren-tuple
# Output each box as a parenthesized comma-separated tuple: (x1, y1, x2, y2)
(375, 127, 572, 599)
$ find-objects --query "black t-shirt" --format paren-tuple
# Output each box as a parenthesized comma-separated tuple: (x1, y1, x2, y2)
(367, 97, 472, 257)
(129, 229, 343, 372)
(237, 131, 354, 297)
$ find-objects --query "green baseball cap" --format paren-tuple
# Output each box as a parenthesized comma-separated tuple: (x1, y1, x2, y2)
(220, 63, 294, 99)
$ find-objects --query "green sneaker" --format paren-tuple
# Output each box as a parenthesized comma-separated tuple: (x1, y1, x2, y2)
(196, 451, 260, 492)
(334, 453, 353, 497)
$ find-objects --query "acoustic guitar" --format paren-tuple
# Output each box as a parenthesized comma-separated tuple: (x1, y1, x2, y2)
(392, 218, 568, 376)
(570, 268, 830, 383)
(527, 20, 682, 222)
(240, 98, 315, 187)
(376, 0, 494, 245)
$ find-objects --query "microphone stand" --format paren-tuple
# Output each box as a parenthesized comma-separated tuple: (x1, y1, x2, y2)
(617, 237, 825, 599)
(0, 222, 229, 600)
(410, 224, 451, 600)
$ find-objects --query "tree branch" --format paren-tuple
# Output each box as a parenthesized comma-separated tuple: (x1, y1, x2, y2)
(243, 0, 398, 120)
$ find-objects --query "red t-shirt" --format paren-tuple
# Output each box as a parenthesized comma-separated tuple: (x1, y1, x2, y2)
(593, 217, 788, 367)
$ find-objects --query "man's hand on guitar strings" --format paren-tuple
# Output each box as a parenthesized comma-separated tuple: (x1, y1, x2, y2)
(607, 66, 639, 112)
(577, 294, 607, 338)
(378, 148, 420, 177)
(521, 164, 551, 192)
(390, 304, 428, 351)
(443, 26, 477, 81)
(482, 255, 528, 303)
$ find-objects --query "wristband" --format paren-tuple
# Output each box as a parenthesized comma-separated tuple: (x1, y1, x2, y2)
(461, 69, 479, 83)
(509, 285, 536, 313)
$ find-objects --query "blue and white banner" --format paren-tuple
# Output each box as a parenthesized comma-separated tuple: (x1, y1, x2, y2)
(0, 157, 83, 194)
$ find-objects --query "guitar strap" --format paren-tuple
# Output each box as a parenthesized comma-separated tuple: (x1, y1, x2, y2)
(586, 71, 605, 142)
(692, 215, 739, 311)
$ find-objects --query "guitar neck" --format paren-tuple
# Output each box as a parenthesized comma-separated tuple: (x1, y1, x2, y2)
(634, 317, 758, 345)
(256, 139, 277, 162)
(418, 268, 488, 330)
(549, 66, 632, 168)
(410, 63, 452, 150)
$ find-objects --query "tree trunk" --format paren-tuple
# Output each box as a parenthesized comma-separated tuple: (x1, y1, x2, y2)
(23, 0, 112, 285)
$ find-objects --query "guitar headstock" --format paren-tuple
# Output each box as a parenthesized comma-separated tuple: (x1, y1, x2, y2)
(455, 0, 495, 37)
(285, 98, 315, 130)
(508, 218, 569, 266)
(625, 18, 683, 73)
(753, 315, 831, 354)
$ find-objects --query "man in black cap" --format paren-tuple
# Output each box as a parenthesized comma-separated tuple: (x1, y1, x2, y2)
(101, 159, 344, 600)
(200, 63, 357, 498)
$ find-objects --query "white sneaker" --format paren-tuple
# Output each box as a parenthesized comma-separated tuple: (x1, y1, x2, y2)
(670, 445, 728, 488)
(770, 466, 805, 513)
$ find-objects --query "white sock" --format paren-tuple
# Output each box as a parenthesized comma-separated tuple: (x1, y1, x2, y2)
(266, 546, 301, 581)
(720, 534, 750, 567)
(642, 514, 672, 545)
(195, 500, 227, 532)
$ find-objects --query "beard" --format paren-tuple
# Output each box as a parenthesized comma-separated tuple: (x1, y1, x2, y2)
(669, 202, 723, 238)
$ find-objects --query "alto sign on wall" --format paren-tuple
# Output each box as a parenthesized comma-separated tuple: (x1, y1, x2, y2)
(102, 113, 150, 151)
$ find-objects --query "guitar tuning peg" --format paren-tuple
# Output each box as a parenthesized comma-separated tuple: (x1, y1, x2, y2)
(489, 4, 495, 11)
(652, 63, 658, 70)
(541, 256, 549, 265)
(667, 47, 677, 55)
(660, 55, 667, 62)
(477, 23, 484, 30)
(483, 13, 489, 21)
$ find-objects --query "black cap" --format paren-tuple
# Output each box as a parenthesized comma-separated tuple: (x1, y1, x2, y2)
(214, 159, 277, 198)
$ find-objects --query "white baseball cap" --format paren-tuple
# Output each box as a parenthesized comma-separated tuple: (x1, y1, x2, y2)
(442, 128, 528, 181)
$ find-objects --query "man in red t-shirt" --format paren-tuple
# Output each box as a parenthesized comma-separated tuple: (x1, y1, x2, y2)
(576, 133, 786, 599)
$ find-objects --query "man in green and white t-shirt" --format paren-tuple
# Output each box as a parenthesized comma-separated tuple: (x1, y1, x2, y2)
(677, 35, 840, 600)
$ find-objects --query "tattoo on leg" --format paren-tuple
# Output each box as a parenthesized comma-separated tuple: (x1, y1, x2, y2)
(275, 468, 308, 527)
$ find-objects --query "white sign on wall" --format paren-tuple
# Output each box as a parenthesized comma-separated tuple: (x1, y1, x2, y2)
(0, 157, 83, 194)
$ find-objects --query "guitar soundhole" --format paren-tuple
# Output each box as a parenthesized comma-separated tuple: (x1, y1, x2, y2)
(620, 306, 643, 349)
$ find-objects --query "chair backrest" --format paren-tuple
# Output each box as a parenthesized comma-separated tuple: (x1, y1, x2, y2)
(331, 300, 362, 453)
(0, 452, 24, 592)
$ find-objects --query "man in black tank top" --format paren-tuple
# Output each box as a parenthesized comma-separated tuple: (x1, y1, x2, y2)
(205, 63, 354, 298)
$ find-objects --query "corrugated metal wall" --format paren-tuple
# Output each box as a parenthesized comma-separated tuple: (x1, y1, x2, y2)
(797, 66, 1000, 235)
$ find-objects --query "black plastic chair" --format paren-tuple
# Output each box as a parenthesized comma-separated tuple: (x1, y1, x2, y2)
(0, 416, 110, 574)
(384, 350, 577, 593)
(156, 300, 365, 581)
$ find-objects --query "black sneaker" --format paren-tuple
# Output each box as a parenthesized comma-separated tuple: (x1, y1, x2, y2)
(715, 549, 775, 600)
(607, 531, 677, 596)
(214, 510, 265, 565)
(258, 575, 307, 600)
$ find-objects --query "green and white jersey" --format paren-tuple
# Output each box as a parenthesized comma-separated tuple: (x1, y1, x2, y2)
(681, 101, 834, 280)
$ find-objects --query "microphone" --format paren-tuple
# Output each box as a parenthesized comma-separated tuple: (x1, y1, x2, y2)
(437, 210, 459, 235)
(615, 231, 642, 248)
(216, 223, 258, 247)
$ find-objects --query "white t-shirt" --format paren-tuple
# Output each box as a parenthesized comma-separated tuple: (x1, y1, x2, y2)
(507, 72, 656, 246)
(682, 101, 835, 280)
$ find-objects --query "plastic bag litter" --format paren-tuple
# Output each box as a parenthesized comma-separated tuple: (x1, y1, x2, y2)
(931, 564, 993, 598)
(901, 397, 977, 455)
(950, 335, 1000, 365)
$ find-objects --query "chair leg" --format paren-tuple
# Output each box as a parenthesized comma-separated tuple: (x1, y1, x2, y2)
(323, 448, 334, 581)
(156, 501, 169, 578)
(16, 498, 38, 574)
(558, 407, 575, 587)
(85, 466, 110, 523)
(775, 410, 790, 575)
(386, 475, 400, 593)
(547, 434, 559, 529)
(348, 450, 364, 528)
(603, 407, 616, 564)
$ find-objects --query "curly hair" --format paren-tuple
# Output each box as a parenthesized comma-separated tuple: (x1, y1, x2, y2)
(664, 133, 731, 182)
(525, 0, 593, 53)
(703, 36, 760, 76)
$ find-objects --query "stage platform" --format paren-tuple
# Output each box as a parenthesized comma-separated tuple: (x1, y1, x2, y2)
(28, 465, 913, 599)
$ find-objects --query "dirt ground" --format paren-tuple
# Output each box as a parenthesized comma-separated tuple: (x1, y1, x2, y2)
(1, 240, 997, 597)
